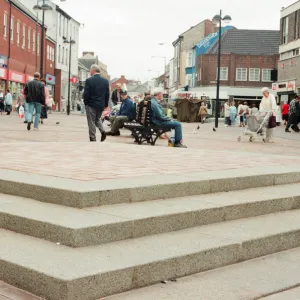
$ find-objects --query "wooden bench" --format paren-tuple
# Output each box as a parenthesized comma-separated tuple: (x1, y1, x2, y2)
(124, 100, 171, 146)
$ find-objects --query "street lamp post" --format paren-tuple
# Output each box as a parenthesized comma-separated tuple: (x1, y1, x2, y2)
(33, 0, 53, 78)
(212, 10, 232, 128)
(64, 37, 76, 115)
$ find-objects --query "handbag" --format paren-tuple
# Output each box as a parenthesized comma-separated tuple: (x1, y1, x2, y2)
(268, 116, 276, 128)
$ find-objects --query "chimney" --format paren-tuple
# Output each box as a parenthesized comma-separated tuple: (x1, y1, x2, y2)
(83, 51, 95, 57)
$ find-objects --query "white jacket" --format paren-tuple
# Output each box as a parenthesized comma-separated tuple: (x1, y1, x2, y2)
(259, 94, 277, 113)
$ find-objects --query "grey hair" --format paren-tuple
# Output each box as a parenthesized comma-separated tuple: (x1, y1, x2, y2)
(34, 72, 41, 78)
(261, 87, 269, 93)
(90, 64, 101, 73)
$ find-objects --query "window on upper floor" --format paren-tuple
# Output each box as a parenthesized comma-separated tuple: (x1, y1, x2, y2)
(66, 48, 68, 65)
(293, 48, 299, 56)
(16, 21, 20, 44)
(33, 31, 35, 52)
(186, 51, 193, 68)
(58, 45, 61, 63)
(28, 28, 31, 50)
(236, 68, 247, 81)
(262, 69, 272, 82)
(62, 46, 64, 64)
(249, 68, 260, 82)
(3, 13, 8, 38)
(22, 25, 26, 48)
(282, 16, 288, 44)
(216, 67, 228, 81)
(37, 34, 40, 54)
(47, 45, 50, 60)
(10, 17, 14, 41)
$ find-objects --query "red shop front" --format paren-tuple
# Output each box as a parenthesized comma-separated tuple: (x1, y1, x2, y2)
(8, 70, 26, 110)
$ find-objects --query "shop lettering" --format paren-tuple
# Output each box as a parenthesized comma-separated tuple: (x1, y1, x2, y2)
(11, 73, 24, 82)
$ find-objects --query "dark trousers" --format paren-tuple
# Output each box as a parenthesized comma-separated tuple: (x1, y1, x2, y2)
(86, 105, 104, 141)
(286, 114, 299, 131)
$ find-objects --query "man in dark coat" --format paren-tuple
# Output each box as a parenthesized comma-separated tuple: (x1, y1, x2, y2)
(84, 64, 110, 142)
(111, 83, 122, 106)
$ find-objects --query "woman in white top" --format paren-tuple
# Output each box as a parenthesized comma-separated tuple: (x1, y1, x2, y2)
(237, 102, 245, 127)
(259, 87, 277, 143)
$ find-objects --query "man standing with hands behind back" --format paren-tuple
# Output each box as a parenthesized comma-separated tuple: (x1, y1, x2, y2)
(84, 64, 110, 142)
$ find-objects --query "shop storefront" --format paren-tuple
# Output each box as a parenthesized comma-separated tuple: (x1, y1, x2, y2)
(45, 74, 56, 94)
(273, 80, 296, 104)
(8, 70, 26, 110)
(0, 67, 7, 91)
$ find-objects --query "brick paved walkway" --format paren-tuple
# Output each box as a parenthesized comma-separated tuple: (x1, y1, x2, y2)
(0, 113, 299, 181)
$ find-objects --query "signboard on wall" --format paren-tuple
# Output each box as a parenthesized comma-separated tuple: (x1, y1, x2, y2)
(196, 26, 233, 56)
(0, 67, 7, 80)
(8, 70, 25, 84)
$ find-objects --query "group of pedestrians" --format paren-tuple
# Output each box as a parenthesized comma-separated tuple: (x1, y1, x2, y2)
(0, 89, 12, 115)
(285, 95, 300, 133)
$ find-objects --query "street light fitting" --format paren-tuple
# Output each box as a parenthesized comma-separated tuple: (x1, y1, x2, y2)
(33, 4, 42, 11)
(223, 15, 232, 23)
(64, 39, 76, 44)
(40, 3, 53, 10)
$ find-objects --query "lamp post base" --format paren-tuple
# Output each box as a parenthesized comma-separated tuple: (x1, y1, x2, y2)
(67, 105, 70, 115)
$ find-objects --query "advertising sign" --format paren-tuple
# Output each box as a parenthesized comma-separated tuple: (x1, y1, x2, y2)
(8, 70, 25, 84)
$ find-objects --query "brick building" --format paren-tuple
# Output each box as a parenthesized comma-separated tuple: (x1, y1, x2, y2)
(276, 1, 300, 102)
(0, 0, 55, 108)
(110, 75, 128, 91)
(169, 19, 217, 92)
(189, 29, 279, 105)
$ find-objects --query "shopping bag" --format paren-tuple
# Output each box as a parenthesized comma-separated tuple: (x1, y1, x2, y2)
(268, 116, 276, 128)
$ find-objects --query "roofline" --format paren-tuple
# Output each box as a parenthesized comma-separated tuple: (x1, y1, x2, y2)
(56, 6, 81, 25)
(46, 36, 56, 44)
(281, 0, 300, 11)
(10, 0, 47, 28)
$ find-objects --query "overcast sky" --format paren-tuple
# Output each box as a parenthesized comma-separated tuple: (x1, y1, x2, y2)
(54, 0, 294, 82)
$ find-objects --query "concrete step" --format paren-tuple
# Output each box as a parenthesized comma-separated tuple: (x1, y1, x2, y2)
(1, 183, 300, 247)
(0, 167, 300, 208)
(2, 209, 300, 300)
(105, 247, 300, 300)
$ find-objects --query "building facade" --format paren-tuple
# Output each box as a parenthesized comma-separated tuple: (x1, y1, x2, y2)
(21, 0, 80, 111)
(0, 0, 50, 108)
(110, 75, 128, 91)
(170, 19, 216, 92)
(277, 1, 300, 102)
(189, 29, 280, 104)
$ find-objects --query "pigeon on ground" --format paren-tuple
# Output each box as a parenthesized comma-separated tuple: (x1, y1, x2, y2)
(197, 125, 200, 129)
(213, 128, 216, 132)
(56, 122, 60, 125)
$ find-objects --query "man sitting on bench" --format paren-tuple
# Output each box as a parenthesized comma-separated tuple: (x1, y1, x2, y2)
(151, 92, 187, 148)
(107, 90, 134, 136)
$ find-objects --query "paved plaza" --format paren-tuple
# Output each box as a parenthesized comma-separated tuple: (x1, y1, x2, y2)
(0, 112, 299, 182)
(0, 112, 300, 300)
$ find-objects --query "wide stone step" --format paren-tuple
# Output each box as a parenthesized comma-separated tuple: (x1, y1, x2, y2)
(1, 209, 300, 300)
(0, 167, 299, 208)
(1, 183, 300, 247)
(106, 247, 300, 300)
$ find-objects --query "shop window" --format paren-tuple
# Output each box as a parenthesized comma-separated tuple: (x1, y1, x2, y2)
(236, 68, 247, 81)
(249, 68, 260, 82)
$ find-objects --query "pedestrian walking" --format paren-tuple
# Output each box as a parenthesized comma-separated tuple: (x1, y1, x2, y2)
(40, 79, 49, 124)
(237, 101, 245, 127)
(285, 95, 300, 133)
(198, 102, 208, 124)
(24, 72, 45, 131)
(259, 87, 277, 143)
(84, 64, 109, 142)
(224, 101, 230, 126)
(4, 89, 12, 115)
(250, 104, 258, 115)
(229, 102, 237, 126)
(0, 89, 5, 114)
(281, 100, 289, 126)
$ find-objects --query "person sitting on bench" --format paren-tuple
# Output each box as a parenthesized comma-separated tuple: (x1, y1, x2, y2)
(107, 90, 134, 136)
(151, 92, 187, 148)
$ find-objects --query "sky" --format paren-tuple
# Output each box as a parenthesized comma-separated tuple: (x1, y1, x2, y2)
(53, 0, 295, 82)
